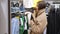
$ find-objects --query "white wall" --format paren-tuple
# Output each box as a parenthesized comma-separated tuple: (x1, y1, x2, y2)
(0, 0, 8, 34)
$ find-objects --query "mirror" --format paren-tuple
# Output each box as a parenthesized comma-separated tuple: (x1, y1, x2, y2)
(10, 0, 30, 34)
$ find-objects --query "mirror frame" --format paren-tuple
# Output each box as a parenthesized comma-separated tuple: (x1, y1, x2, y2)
(8, 0, 10, 34)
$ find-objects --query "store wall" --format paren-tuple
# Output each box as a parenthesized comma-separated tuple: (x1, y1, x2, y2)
(0, 0, 8, 34)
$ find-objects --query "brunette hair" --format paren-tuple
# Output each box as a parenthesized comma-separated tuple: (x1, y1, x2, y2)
(37, 1, 46, 10)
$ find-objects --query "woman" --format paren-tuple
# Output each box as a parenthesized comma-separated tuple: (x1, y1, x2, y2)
(30, 1, 47, 34)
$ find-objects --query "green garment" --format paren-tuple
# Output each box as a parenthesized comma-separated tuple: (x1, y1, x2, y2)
(23, 16, 28, 34)
(19, 15, 25, 34)
(19, 15, 29, 34)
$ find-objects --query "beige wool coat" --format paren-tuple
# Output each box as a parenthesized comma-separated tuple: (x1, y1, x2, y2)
(30, 9, 47, 34)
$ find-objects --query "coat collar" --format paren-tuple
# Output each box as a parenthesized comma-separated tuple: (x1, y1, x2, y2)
(37, 9, 45, 16)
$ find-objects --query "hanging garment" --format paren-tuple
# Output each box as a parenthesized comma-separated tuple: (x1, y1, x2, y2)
(25, 12, 32, 34)
(23, 16, 28, 34)
(45, 7, 50, 14)
(19, 15, 25, 34)
(55, 8, 60, 34)
(24, 16, 28, 30)
(25, 12, 32, 25)
(43, 27, 47, 34)
(47, 7, 60, 34)
(20, 4, 25, 12)
(47, 7, 55, 34)
(11, 17, 19, 34)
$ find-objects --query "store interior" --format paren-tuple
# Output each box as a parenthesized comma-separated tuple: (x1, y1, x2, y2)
(0, 0, 60, 34)
(10, 0, 60, 34)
